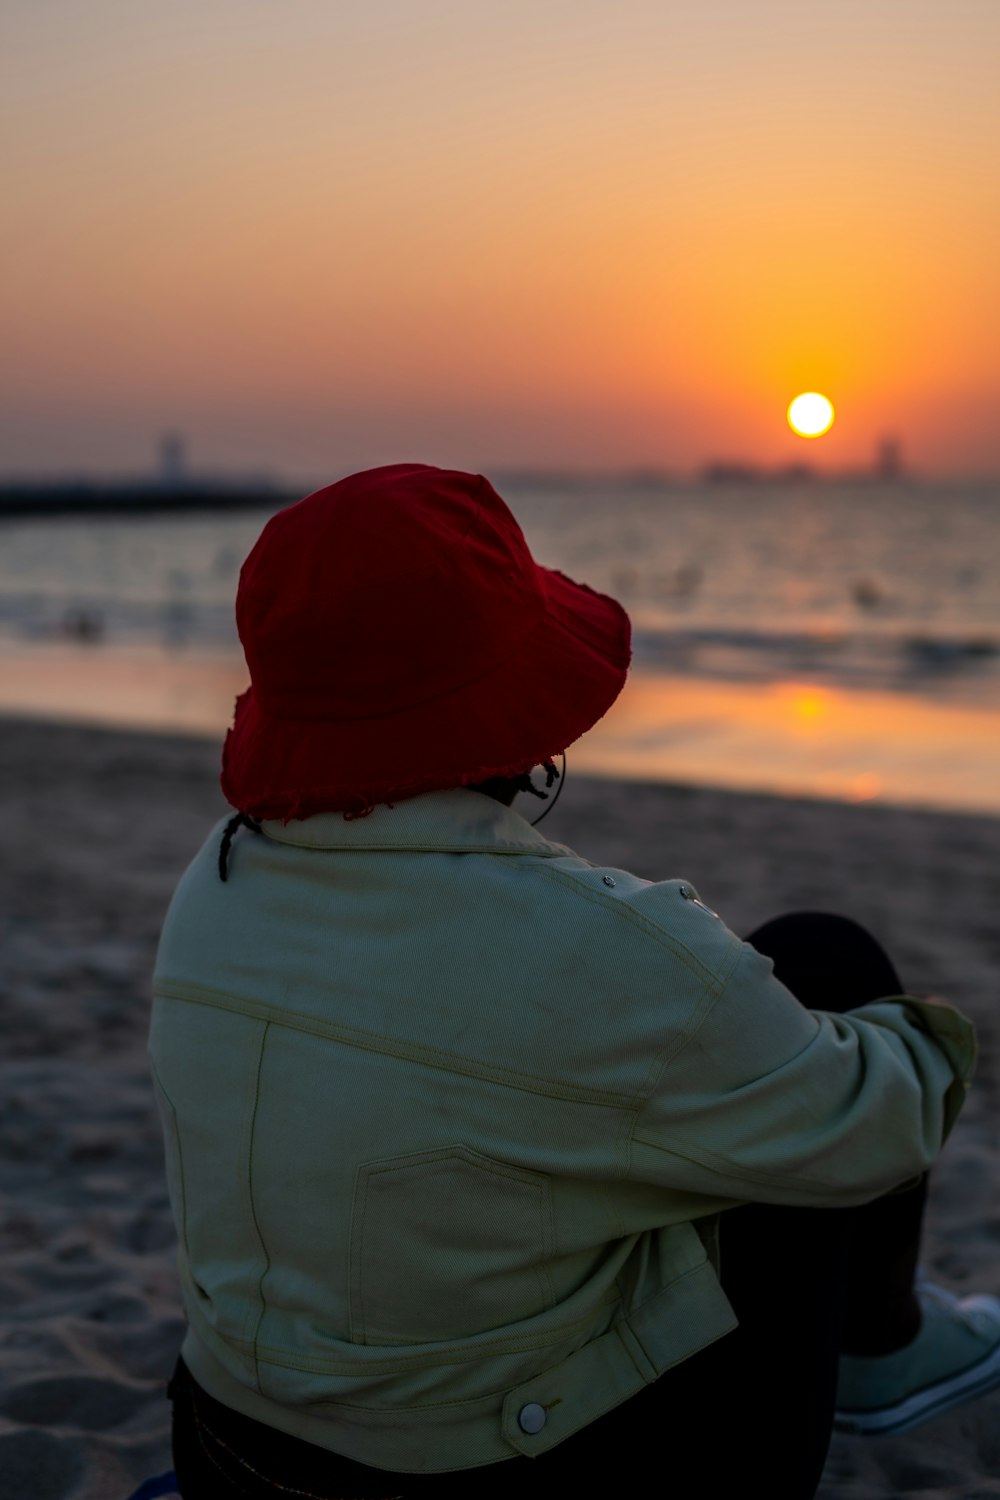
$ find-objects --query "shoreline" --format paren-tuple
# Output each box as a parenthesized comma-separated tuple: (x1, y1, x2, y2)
(1, 714, 998, 1499)
(3, 644, 1000, 818)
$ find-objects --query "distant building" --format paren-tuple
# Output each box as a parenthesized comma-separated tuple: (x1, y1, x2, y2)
(773, 462, 816, 483)
(700, 461, 762, 483)
(875, 437, 903, 481)
(159, 432, 187, 488)
(700, 460, 815, 484)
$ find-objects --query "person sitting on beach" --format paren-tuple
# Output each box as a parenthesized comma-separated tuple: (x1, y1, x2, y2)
(150, 463, 1000, 1500)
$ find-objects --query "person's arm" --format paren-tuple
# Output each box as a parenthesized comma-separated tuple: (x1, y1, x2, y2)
(629, 939, 976, 1207)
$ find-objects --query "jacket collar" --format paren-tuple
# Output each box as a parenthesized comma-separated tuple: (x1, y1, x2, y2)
(260, 788, 572, 857)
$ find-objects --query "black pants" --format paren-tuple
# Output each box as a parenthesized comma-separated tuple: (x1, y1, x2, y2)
(170, 913, 926, 1500)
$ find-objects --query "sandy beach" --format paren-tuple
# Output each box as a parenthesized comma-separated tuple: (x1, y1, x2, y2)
(2, 713, 999, 1500)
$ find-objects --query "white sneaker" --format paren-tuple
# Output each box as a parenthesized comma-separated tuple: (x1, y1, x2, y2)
(834, 1281, 1000, 1436)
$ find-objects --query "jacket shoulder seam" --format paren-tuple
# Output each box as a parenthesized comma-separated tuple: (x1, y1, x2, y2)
(153, 979, 644, 1110)
(523, 861, 735, 991)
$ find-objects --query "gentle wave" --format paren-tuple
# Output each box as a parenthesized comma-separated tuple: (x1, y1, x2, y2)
(632, 622, 1000, 696)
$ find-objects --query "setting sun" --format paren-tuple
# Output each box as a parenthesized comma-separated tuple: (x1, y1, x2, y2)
(787, 393, 835, 438)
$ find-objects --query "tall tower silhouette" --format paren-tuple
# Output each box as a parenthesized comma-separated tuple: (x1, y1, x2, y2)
(875, 436, 903, 480)
(159, 432, 187, 487)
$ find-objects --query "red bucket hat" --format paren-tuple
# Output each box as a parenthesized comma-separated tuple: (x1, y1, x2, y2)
(221, 464, 631, 820)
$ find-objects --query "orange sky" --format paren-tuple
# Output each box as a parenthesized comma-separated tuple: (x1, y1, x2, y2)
(3, 0, 999, 479)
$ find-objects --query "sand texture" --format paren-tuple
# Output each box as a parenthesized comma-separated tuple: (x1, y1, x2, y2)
(1, 715, 999, 1499)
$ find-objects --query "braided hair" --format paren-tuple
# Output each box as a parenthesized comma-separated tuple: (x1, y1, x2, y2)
(218, 811, 263, 882)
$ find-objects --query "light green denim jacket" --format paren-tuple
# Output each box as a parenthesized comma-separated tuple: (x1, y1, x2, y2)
(149, 789, 975, 1473)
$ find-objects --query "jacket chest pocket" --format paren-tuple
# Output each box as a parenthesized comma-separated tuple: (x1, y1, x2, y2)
(349, 1145, 556, 1346)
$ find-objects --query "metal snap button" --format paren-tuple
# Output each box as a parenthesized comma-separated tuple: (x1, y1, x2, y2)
(679, 883, 719, 917)
(518, 1402, 547, 1434)
(602, 875, 616, 887)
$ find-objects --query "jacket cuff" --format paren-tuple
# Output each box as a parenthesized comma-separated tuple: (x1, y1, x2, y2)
(853, 994, 977, 1146)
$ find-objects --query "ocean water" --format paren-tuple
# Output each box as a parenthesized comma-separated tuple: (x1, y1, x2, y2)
(1, 478, 998, 812)
(518, 479, 1000, 705)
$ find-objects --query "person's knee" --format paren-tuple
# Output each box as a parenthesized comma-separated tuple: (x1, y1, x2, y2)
(745, 912, 904, 1010)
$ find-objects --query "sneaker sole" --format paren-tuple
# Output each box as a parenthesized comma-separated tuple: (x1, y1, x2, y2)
(834, 1338, 1000, 1436)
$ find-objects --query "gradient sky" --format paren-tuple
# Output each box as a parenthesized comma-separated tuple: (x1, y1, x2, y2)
(4, 0, 999, 479)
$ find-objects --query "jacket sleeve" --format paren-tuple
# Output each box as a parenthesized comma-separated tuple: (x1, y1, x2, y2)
(629, 939, 977, 1207)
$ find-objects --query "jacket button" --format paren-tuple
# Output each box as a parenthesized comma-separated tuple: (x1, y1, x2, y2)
(679, 883, 692, 899)
(602, 875, 616, 888)
(518, 1402, 547, 1434)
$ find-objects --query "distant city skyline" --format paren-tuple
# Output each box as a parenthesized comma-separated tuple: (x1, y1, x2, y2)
(4, 2, 1000, 478)
(0, 429, 939, 498)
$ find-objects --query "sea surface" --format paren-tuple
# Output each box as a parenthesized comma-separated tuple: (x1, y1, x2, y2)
(2, 477, 999, 813)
